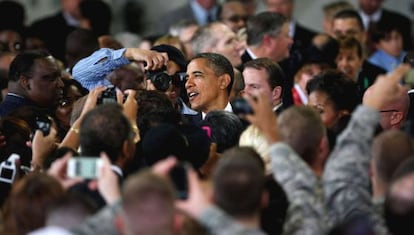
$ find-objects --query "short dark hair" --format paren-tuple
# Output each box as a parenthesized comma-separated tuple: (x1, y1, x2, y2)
(199, 110, 244, 153)
(8, 50, 50, 82)
(306, 69, 361, 113)
(246, 12, 287, 46)
(333, 9, 364, 31)
(337, 36, 363, 58)
(192, 52, 234, 94)
(372, 20, 403, 43)
(243, 57, 285, 90)
(79, 103, 132, 162)
(136, 90, 181, 138)
(213, 146, 265, 217)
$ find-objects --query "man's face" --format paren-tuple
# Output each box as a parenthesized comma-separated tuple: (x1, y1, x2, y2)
(266, 0, 293, 20)
(185, 58, 224, 113)
(220, 1, 249, 33)
(209, 24, 243, 67)
(336, 48, 363, 81)
(243, 67, 273, 102)
(332, 18, 365, 43)
(268, 23, 293, 62)
(25, 57, 64, 108)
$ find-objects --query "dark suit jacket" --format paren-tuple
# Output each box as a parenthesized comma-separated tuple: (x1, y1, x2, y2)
(29, 12, 77, 63)
(0, 94, 31, 117)
(293, 23, 317, 53)
(357, 60, 387, 94)
(379, 9, 412, 51)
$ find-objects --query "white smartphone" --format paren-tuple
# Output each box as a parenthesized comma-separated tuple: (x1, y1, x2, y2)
(67, 157, 102, 179)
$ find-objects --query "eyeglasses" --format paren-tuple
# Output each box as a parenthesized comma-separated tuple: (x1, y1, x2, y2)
(226, 15, 249, 23)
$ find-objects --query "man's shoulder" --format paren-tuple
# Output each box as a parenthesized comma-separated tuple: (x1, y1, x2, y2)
(381, 8, 411, 23)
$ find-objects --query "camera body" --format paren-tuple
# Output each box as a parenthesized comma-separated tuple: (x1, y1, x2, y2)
(67, 157, 102, 179)
(97, 86, 117, 105)
(231, 97, 254, 115)
(146, 66, 171, 92)
(35, 115, 52, 136)
(0, 154, 20, 184)
(169, 163, 188, 200)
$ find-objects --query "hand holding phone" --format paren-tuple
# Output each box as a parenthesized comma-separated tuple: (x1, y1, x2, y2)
(169, 163, 189, 200)
(67, 157, 102, 179)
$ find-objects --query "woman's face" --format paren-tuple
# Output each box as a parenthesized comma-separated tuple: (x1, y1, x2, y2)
(308, 90, 341, 128)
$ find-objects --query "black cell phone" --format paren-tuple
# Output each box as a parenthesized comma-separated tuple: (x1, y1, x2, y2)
(97, 86, 117, 105)
(35, 116, 52, 136)
(169, 163, 188, 200)
(231, 97, 254, 115)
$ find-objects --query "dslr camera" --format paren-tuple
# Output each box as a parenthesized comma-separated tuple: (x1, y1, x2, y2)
(146, 66, 171, 92)
(0, 154, 20, 184)
(231, 97, 254, 115)
(97, 85, 117, 105)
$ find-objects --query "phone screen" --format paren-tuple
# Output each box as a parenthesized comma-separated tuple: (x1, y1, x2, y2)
(67, 157, 102, 179)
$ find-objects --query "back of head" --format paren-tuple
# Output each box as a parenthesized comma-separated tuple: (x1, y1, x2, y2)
(277, 106, 326, 164)
(372, 130, 414, 185)
(199, 110, 244, 153)
(191, 22, 223, 55)
(192, 52, 234, 95)
(79, 0, 112, 37)
(122, 170, 175, 235)
(3, 173, 65, 235)
(65, 28, 99, 71)
(136, 90, 181, 138)
(213, 146, 265, 217)
(80, 103, 132, 163)
(246, 11, 287, 46)
(385, 158, 414, 235)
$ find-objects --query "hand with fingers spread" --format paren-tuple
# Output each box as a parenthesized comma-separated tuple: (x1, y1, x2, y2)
(363, 64, 411, 111)
(124, 48, 169, 71)
(244, 93, 280, 144)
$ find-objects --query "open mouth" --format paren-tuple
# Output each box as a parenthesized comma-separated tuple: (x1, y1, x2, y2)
(188, 92, 199, 101)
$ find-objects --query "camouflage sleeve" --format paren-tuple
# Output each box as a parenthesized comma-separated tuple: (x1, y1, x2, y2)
(269, 143, 327, 235)
(198, 206, 267, 235)
(322, 105, 380, 226)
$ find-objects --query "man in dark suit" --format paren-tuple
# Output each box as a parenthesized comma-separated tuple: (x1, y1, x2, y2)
(28, 0, 83, 64)
(0, 51, 64, 118)
(156, 0, 220, 35)
(358, 0, 412, 52)
(264, 0, 317, 107)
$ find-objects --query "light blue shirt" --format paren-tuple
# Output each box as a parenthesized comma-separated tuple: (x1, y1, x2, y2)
(72, 48, 131, 90)
(368, 49, 407, 73)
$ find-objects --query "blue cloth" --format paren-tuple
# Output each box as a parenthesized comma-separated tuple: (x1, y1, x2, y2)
(72, 48, 130, 90)
(368, 49, 407, 72)
(0, 93, 32, 117)
(190, 0, 218, 25)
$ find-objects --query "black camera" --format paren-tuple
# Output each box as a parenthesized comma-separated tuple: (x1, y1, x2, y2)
(97, 85, 117, 105)
(146, 66, 171, 92)
(35, 115, 53, 136)
(231, 97, 254, 115)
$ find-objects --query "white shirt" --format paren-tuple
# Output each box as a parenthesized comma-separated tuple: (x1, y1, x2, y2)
(202, 102, 233, 119)
(359, 9, 382, 31)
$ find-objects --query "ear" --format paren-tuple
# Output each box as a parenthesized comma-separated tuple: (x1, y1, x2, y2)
(262, 34, 273, 47)
(390, 111, 403, 126)
(219, 74, 231, 90)
(172, 211, 185, 234)
(318, 136, 329, 164)
(271, 86, 282, 102)
(19, 75, 30, 90)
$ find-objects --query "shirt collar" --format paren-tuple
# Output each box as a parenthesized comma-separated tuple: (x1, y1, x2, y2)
(359, 9, 382, 30)
(201, 102, 233, 119)
(272, 102, 283, 112)
(246, 47, 257, 59)
(62, 11, 80, 27)
(289, 21, 295, 38)
(111, 165, 123, 178)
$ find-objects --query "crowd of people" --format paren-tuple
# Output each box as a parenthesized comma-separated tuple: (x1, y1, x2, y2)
(0, 0, 413, 234)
